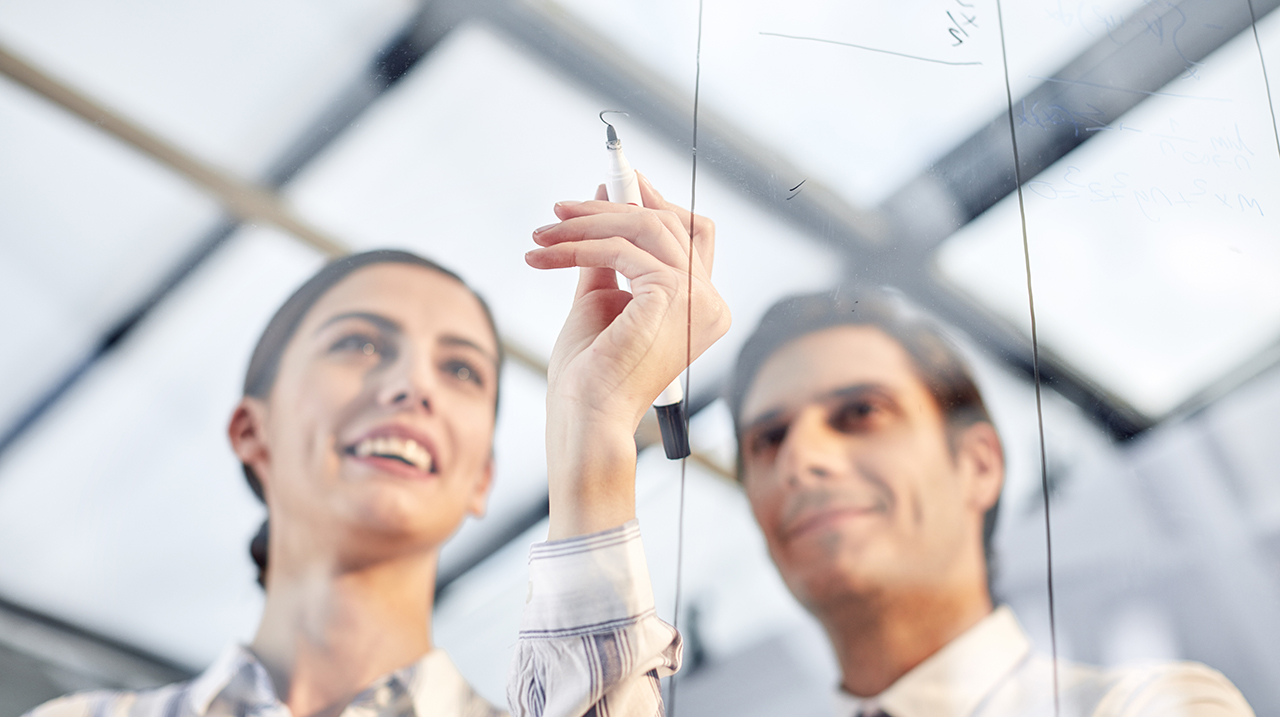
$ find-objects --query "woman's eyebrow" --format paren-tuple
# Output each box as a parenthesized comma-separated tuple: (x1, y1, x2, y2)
(440, 334, 499, 365)
(314, 311, 401, 335)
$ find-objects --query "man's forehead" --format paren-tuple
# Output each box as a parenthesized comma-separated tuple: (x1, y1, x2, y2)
(740, 325, 924, 424)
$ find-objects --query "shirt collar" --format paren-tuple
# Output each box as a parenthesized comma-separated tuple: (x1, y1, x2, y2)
(186, 645, 276, 714)
(184, 645, 467, 717)
(403, 649, 476, 717)
(835, 606, 1033, 717)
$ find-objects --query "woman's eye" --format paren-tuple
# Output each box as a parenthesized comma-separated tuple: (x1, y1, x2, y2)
(330, 334, 380, 356)
(445, 360, 483, 386)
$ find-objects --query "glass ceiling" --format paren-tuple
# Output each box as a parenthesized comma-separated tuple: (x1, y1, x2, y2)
(2, 0, 1280, 713)
(0, 0, 416, 437)
(937, 7, 1280, 418)
(0, 0, 415, 176)
(555, 0, 1147, 205)
(0, 228, 321, 665)
(0, 75, 220, 432)
(285, 22, 843, 382)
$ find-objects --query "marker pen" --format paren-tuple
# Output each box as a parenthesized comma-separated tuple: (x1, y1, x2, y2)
(601, 115, 691, 460)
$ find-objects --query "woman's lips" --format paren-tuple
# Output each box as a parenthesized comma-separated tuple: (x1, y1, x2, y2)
(345, 452, 439, 480)
(341, 426, 441, 478)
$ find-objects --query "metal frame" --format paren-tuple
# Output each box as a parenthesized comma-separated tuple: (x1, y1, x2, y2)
(0, 595, 193, 688)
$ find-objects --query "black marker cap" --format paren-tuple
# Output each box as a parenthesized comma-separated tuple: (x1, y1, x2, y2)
(655, 402, 691, 460)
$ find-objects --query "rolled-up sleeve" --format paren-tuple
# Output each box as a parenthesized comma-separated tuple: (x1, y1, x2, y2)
(507, 520, 681, 717)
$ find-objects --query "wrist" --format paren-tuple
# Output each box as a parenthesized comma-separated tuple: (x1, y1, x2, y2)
(545, 400, 640, 540)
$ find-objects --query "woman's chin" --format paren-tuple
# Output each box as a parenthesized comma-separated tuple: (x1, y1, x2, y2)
(347, 497, 463, 549)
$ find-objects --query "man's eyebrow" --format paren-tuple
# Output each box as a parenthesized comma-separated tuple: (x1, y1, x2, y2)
(440, 334, 500, 365)
(742, 383, 892, 433)
(315, 311, 401, 334)
(822, 383, 890, 403)
(741, 408, 785, 436)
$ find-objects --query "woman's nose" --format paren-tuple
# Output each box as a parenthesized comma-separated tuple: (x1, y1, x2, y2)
(375, 354, 434, 412)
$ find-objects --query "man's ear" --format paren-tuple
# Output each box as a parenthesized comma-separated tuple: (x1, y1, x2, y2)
(957, 421, 1005, 514)
(229, 397, 271, 493)
(467, 455, 495, 519)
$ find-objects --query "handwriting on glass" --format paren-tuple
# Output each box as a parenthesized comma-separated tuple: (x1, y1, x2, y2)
(947, 0, 978, 46)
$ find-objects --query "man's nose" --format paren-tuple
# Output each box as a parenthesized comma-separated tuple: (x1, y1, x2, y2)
(778, 409, 845, 485)
(375, 352, 434, 413)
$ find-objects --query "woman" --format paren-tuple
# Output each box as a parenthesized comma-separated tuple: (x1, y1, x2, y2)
(33, 249, 507, 717)
(29, 175, 729, 717)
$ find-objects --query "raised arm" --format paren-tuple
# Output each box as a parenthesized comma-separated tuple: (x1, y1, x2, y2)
(507, 175, 729, 717)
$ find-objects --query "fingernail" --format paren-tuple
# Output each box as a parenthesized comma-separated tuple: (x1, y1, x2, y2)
(555, 200, 582, 208)
(533, 223, 557, 234)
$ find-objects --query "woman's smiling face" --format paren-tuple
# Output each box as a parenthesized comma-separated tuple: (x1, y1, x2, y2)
(238, 263, 501, 564)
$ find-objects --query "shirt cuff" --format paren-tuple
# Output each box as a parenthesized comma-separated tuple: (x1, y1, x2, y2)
(519, 519, 655, 636)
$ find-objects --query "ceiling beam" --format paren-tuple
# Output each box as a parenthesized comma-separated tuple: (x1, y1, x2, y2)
(0, 595, 193, 689)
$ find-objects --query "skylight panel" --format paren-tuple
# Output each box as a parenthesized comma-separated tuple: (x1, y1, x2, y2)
(935, 11, 1280, 418)
(549, 0, 1147, 206)
(286, 22, 841, 385)
(0, 0, 414, 177)
(0, 228, 322, 667)
(0, 76, 221, 434)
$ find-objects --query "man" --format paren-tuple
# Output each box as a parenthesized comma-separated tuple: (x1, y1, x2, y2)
(724, 289, 1253, 717)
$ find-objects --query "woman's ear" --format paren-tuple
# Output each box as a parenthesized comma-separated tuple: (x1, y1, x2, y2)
(467, 455, 495, 518)
(229, 397, 271, 492)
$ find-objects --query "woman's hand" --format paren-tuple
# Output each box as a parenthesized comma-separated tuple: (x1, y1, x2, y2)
(526, 174, 730, 538)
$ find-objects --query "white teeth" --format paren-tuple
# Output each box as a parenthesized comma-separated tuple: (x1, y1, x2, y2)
(352, 436, 433, 473)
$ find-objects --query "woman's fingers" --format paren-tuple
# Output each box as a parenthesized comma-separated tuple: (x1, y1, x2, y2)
(636, 172, 716, 276)
(575, 267, 618, 302)
(552, 198, 695, 257)
(526, 236, 675, 288)
(534, 211, 692, 271)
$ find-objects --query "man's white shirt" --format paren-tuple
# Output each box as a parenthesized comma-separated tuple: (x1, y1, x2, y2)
(833, 606, 1254, 717)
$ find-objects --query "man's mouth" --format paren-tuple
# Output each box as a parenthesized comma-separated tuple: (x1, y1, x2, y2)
(344, 436, 436, 474)
(784, 505, 883, 541)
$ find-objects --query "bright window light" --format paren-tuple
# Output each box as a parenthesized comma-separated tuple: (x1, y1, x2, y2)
(0, 228, 322, 667)
(0, 76, 221, 432)
(936, 11, 1280, 418)
(0, 0, 414, 176)
(551, 0, 1147, 206)
(286, 22, 840, 384)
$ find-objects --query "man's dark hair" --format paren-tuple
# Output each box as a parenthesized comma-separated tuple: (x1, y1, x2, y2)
(241, 249, 503, 587)
(726, 288, 1001, 586)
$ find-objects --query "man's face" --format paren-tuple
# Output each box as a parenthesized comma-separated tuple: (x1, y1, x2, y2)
(738, 325, 999, 612)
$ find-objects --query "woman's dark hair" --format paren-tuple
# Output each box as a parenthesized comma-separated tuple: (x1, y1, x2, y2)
(726, 288, 1001, 590)
(242, 249, 503, 587)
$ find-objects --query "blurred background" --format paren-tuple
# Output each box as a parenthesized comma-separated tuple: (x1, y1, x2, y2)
(1, 0, 1278, 714)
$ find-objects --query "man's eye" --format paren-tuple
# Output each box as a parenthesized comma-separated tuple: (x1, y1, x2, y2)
(750, 425, 788, 455)
(831, 400, 877, 432)
(445, 360, 483, 386)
